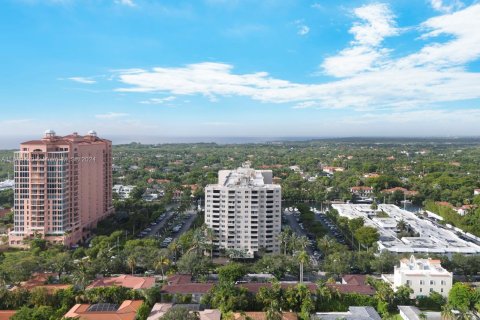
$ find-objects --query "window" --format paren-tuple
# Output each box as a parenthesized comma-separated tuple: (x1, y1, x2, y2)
(406, 280, 411, 286)
(420, 280, 424, 285)
(430, 280, 435, 285)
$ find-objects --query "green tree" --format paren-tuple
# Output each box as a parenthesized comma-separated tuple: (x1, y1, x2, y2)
(297, 250, 309, 284)
(448, 282, 474, 312)
(354, 226, 379, 249)
(161, 307, 200, 320)
(218, 263, 247, 283)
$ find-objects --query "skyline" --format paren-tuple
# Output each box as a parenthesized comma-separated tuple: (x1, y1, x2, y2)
(1, 0, 480, 147)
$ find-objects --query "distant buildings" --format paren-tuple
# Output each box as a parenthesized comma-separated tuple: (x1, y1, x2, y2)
(350, 186, 373, 197)
(205, 163, 282, 258)
(381, 187, 418, 197)
(113, 184, 135, 199)
(9, 130, 113, 247)
(322, 166, 345, 175)
(382, 256, 452, 298)
(0, 179, 14, 191)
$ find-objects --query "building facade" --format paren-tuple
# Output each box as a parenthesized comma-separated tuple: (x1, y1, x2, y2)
(205, 164, 281, 258)
(9, 130, 113, 247)
(384, 255, 452, 298)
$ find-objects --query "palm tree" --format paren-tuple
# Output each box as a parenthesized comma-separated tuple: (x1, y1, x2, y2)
(72, 262, 90, 291)
(277, 230, 291, 255)
(318, 235, 335, 256)
(441, 304, 455, 320)
(204, 226, 216, 259)
(296, 236, 309, 251)
(266, 299, 283, 320)
(316, 280, 333, 306)
(127, 255, 136, 275)
(154, 254, 170, 279)
(168, 239, 180, 262)
(397, 219, 408, 233)
(297, 250, 309, 283)
(289, 233, 299, 253)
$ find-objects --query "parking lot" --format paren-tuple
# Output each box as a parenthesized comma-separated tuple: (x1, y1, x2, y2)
(313, 211, 347, 246)
(159, 210, 197, 247)
(283, 210, 320, 263)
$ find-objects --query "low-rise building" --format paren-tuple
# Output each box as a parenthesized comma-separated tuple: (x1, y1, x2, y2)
(87, 275, 156, 290)
(398, 305, 441, 320)
(332, 204, 480, 256)
(233, 312, 298, 320)
(147, 304, 221, 320)
(64, 300, 143, 320)
(313, 306, 381, 320)
(350, 186, 373, 197)
(381, 187, 418, 197)
(382, 256, 452, 298)
(322, 166, 345, 174)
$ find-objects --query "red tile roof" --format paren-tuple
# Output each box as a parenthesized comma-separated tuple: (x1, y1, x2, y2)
(88, 275, 156, 290)
(234, 312, 297, 320)
(64, 300, 143, 320)
(381, 187, 418, 196)
(0, 311, 16, 320)
(14, 273, 70, 293)
(161, 275, 375, 296)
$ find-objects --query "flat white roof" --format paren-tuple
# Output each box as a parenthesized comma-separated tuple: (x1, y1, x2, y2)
(332, 204, 480, 255)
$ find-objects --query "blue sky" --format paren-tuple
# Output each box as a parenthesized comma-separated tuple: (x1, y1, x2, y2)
(1, 0, 480, 146)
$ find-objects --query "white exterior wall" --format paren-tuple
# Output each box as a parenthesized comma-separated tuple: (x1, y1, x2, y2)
(393, 257, 452, 298)
(205, 168, 281, 258)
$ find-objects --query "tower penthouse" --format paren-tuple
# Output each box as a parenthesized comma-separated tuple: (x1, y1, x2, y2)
(9, 130, 113, 247)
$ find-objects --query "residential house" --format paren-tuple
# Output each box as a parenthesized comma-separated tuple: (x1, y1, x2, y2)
(64, 300, 143, 320)
(87, 275, 156, 290)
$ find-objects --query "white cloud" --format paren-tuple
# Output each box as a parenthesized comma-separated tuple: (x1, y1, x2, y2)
(293, 20, 310, 36)
(109, 3, 480, 112)
(95, 112, 129, 119)
(115, 0, 135, 7)
(140, 96, 176, 104)
(321, 3, 398, 77)
(297, 25, 310, 36)
(68, 77, 96, 84)
(399, 4, 480, 68)
(429, 0, 464, 13)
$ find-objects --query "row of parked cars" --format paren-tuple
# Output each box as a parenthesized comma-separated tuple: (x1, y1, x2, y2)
(317, 213, 346, 245)
(137, 213, 168, 238)
(159, 214, 191, 247)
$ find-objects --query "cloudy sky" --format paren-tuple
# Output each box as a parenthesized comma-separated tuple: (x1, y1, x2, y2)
(1, 0, 480, 146)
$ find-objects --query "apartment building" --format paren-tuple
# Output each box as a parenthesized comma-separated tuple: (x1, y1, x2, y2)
(9, 130, 113, 247)
(205, 164, 281, 258)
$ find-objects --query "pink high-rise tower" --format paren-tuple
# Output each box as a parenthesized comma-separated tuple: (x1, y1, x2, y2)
(9, 130, 113, 247)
